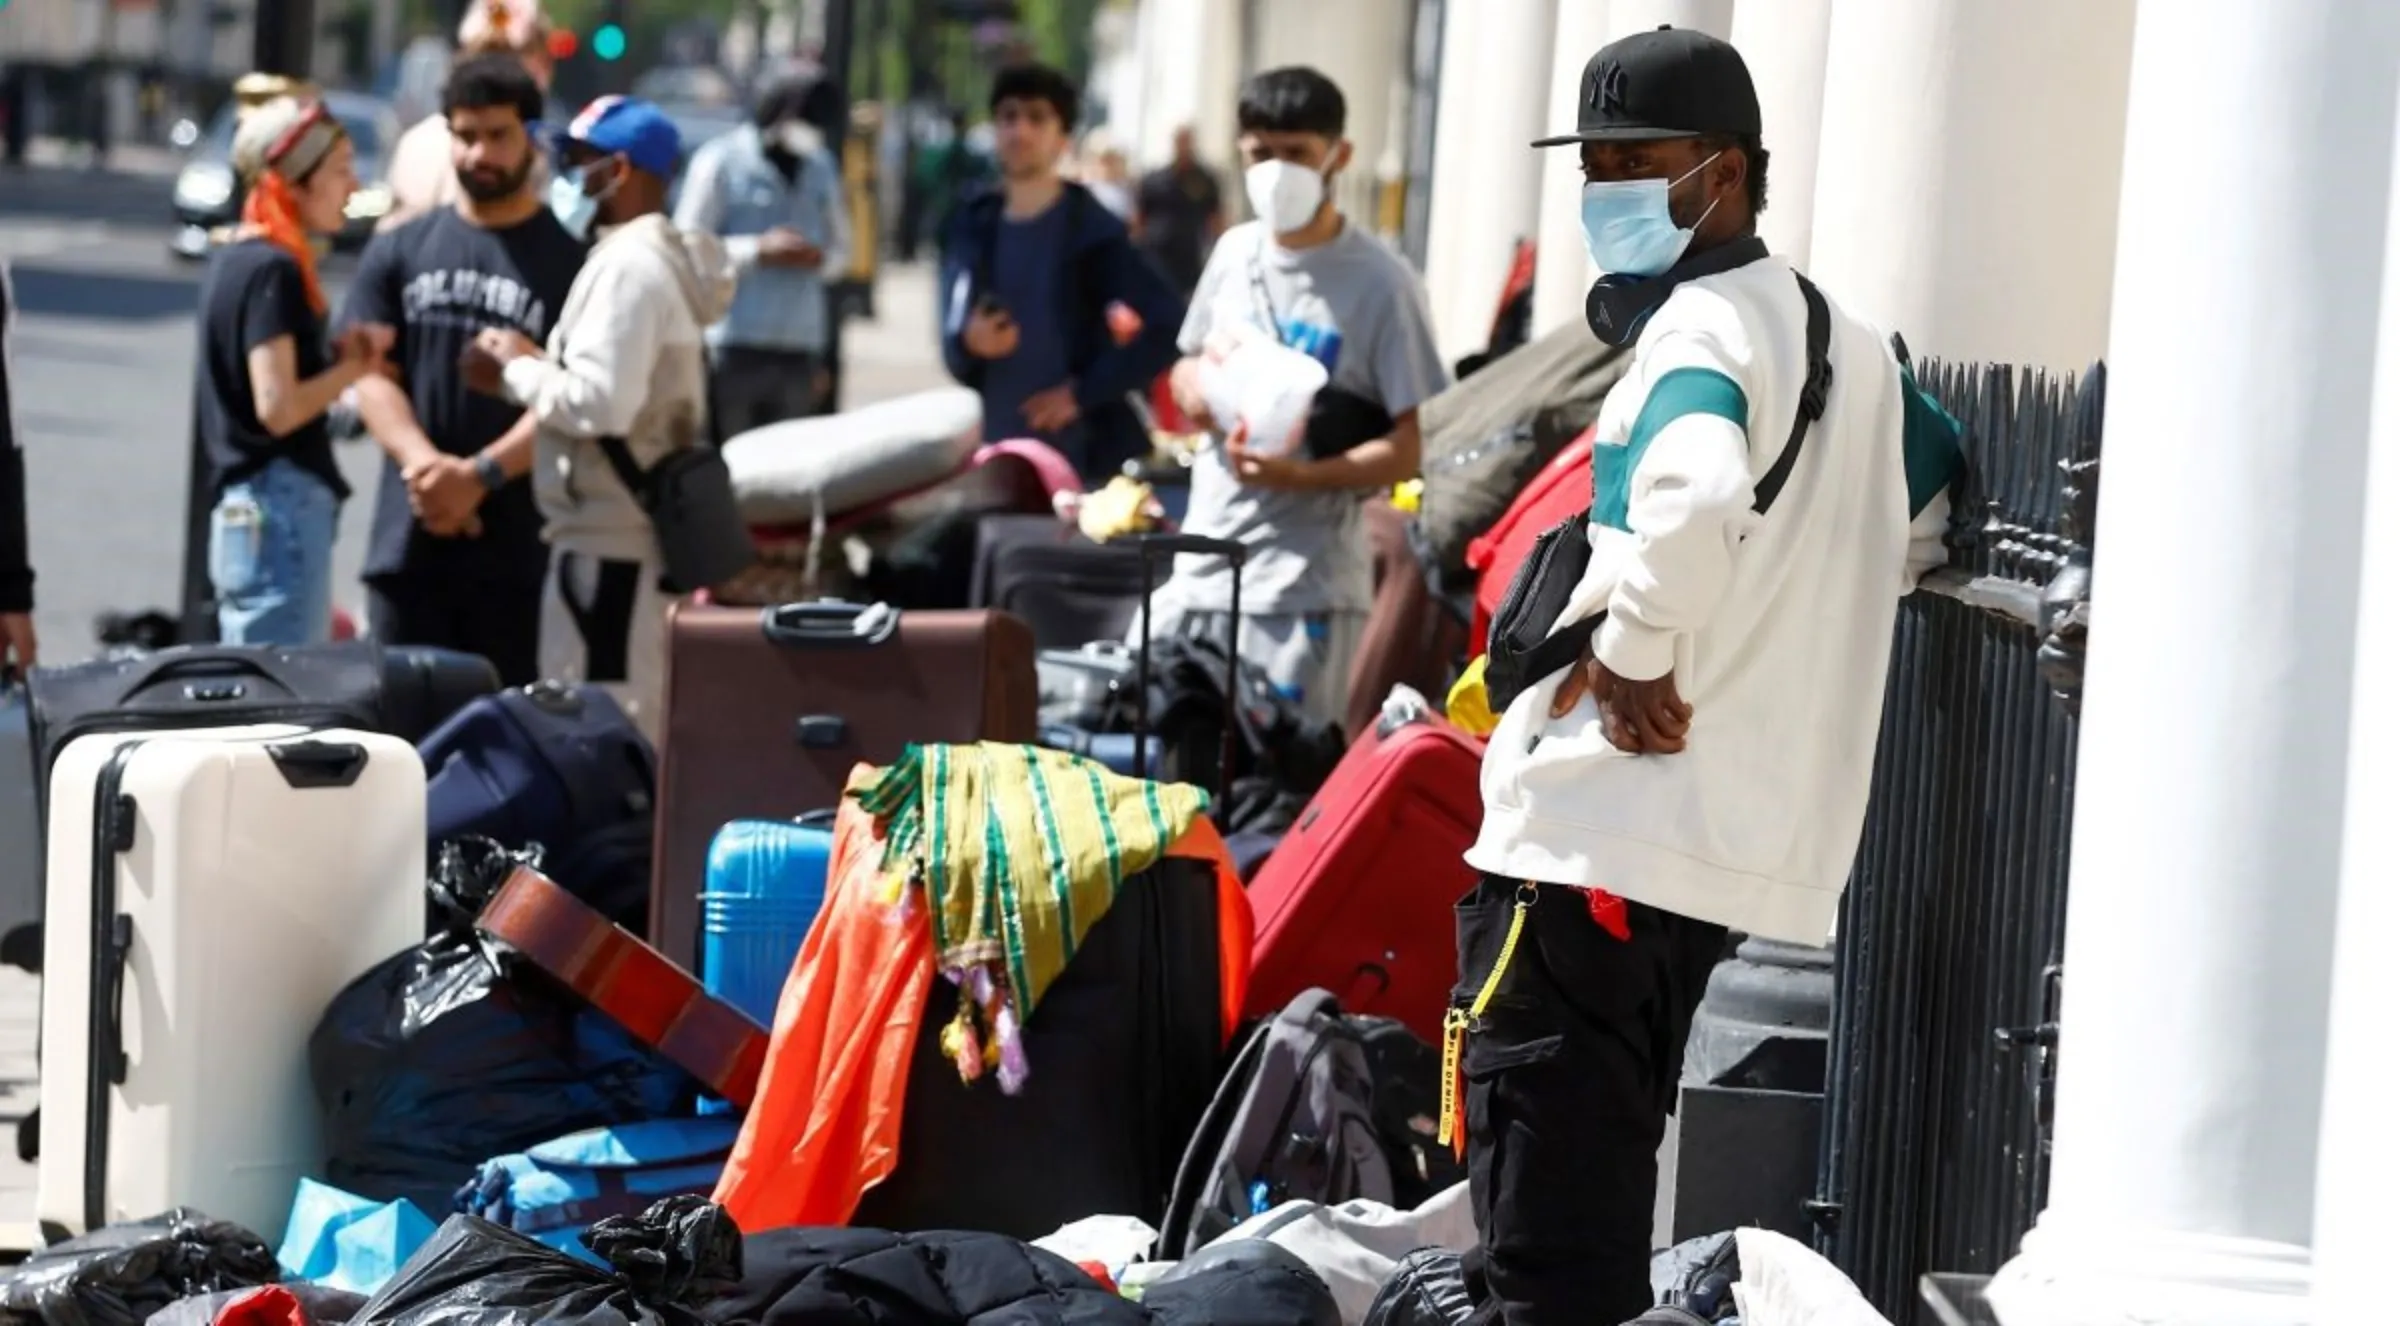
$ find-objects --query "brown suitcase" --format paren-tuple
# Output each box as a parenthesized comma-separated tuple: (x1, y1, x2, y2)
(650, 600, 1038, 966)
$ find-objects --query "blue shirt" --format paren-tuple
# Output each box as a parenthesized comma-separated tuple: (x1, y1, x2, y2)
(671, 126, 851, 355)
(978, 201, 1086, 459)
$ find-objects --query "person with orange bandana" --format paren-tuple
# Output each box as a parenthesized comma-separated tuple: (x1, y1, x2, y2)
(192, 97, 392, 643)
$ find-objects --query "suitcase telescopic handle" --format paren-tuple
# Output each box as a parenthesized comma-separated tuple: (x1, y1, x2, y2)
(759, 600, 902, 649)
(1130, 533, 1244, 798)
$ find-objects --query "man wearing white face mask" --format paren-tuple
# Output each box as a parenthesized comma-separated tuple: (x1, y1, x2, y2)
(1447, 27, 1965, 1326)
(1152, 66, 1448, 729)
(675, 74, 853, 433)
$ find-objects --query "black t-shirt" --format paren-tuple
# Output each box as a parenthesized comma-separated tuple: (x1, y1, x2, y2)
(1136, 163, 1222, 292)
(340, 206, 585, 583)
(194, 239, 348, 501)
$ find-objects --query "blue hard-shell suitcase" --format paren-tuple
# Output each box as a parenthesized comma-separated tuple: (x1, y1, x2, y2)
(699, 813, 837, 1027)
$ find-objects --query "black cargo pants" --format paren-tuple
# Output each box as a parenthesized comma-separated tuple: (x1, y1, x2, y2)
(1452, 875, 1728, 1326)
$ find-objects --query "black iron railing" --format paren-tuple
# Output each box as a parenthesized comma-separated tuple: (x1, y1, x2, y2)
(1810, 359, 2104, 1318)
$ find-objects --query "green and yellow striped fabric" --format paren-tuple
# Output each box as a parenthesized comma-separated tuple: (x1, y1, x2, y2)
(849, 742, 1210, 1027)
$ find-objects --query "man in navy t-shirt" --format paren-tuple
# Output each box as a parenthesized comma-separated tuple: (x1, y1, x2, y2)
(341, 54, 585, 684)
(938, 63, 1184, 485)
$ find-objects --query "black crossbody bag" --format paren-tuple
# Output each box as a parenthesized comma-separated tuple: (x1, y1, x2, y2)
(594, 435, 758, 594)
(1481, 270, 1832, 715)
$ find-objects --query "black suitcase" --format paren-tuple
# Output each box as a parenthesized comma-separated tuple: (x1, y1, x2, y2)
(26, 641, 498, 797)
(848, 851, 1225, 1239)
(854, 534, 1246, 1239)
(969, 515, 1148, 651)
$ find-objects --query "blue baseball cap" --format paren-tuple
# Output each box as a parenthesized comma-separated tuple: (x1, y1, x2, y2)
(549, 95, 682, 178)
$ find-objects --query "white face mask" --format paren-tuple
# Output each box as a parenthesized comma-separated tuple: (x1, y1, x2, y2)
(1244, 159, 1327, 236)
(776, 121, 825, 158)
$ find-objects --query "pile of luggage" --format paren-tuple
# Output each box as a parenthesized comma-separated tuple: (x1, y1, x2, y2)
(0, 335, 1842, 1326)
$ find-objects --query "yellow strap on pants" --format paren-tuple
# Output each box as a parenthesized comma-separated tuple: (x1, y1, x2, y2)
(1438, 884, 1537, 1158)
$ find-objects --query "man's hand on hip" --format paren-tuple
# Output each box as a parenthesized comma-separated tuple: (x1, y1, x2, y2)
(1550, 647, 1693, 754)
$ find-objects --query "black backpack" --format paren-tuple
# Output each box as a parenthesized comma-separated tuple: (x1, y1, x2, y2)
(1159, 991, 1464, 1259)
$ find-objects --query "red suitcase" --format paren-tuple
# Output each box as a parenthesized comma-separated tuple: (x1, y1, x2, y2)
(1465, 426, 1596, 658)
(1243, 711, 1485, 1043)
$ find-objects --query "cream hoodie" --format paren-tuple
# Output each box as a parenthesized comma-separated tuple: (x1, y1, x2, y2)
(1465, 255, 1961, 946)
(504, 213, 737, 563)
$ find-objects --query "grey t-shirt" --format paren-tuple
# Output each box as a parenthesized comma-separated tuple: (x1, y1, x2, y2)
(1162, 219, 1448, 615)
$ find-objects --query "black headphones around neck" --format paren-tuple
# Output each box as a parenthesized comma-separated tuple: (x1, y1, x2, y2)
(1584, 234, 1770, 347)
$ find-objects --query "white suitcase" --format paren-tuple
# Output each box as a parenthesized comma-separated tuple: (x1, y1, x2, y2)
(36, 726, 426, 1242)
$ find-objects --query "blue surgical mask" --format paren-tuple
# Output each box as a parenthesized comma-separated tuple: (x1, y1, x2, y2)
(549, 166, 600, 240)
(1579, 151, 1722, 279)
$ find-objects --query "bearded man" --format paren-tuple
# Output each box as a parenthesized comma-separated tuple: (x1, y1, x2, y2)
(336, 54, 586, 684)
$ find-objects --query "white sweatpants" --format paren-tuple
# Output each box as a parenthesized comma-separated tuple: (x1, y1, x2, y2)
(539, 548, 673, 747)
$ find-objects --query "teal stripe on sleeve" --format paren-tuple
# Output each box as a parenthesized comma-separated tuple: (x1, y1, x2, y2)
(1898, 361, 1966, 518)
(1592, 367, 1749, 533)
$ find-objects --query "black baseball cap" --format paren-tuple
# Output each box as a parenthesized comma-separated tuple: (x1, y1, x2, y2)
(1532, 25, 1762, 147)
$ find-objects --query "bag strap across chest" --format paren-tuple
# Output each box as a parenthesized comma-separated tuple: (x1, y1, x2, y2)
(1483, 271, 1832, 715)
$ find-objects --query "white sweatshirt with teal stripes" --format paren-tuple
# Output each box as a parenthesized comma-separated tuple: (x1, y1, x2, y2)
(1465, 254, 1961, 946)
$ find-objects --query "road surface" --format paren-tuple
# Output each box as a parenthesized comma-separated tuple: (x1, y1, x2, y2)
(0, 153, 950, 1245)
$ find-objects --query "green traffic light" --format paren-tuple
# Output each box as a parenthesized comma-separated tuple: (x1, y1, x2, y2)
(592, 23, 627, 60)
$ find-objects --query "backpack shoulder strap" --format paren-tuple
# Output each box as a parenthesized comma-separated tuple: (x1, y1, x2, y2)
(1750, 272, 1832, 515)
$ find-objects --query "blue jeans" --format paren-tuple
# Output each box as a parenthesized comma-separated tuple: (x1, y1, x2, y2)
(210, 459, 338, 645)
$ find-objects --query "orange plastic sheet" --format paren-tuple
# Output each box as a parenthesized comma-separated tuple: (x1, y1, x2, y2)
(713, 787, 1250, 1233)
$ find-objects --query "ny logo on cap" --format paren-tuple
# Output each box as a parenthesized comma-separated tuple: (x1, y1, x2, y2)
(1591, 60, 1629, 115)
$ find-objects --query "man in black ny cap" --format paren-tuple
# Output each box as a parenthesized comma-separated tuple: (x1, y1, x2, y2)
(1449, 26, 1963, 1324)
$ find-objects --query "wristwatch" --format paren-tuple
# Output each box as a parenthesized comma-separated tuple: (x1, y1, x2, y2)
(472, 454, 506, 493)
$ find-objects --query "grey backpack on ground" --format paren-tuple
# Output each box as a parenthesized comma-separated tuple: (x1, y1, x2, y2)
(1159, 989, 1394, 1260)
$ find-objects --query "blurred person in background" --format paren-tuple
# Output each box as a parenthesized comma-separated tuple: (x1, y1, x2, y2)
(342, 56, 583, 685)
(903, 108, 985, 263)
(461, 97, 733, 742)
(196, 98, 393, 644)
(382, 0, 557, 230)
(1078, 128, 1134, 222)
(1, 263, 34, 668)
(939, 63, 1182, 485)
(674, 73, 852, 435)
(1135, 124, 1225, 298)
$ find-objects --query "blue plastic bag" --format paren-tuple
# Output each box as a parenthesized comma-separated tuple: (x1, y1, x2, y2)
(456, 1117, 741, 1267)
(276, 1178, 438, 1296)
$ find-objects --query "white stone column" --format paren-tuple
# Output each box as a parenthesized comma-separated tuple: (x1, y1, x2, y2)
(1131, 0, 1245, 186)
(1527, 0, 1614, 336)
(2309, 71, 2400, 1325)
(1421, 0, 1558, 365)
(1527, 0, 1735, 337)
(1985, 1, 2400, 1322)
(1727, 0, 1830, 267)
(1806, 0, 2132, 369)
